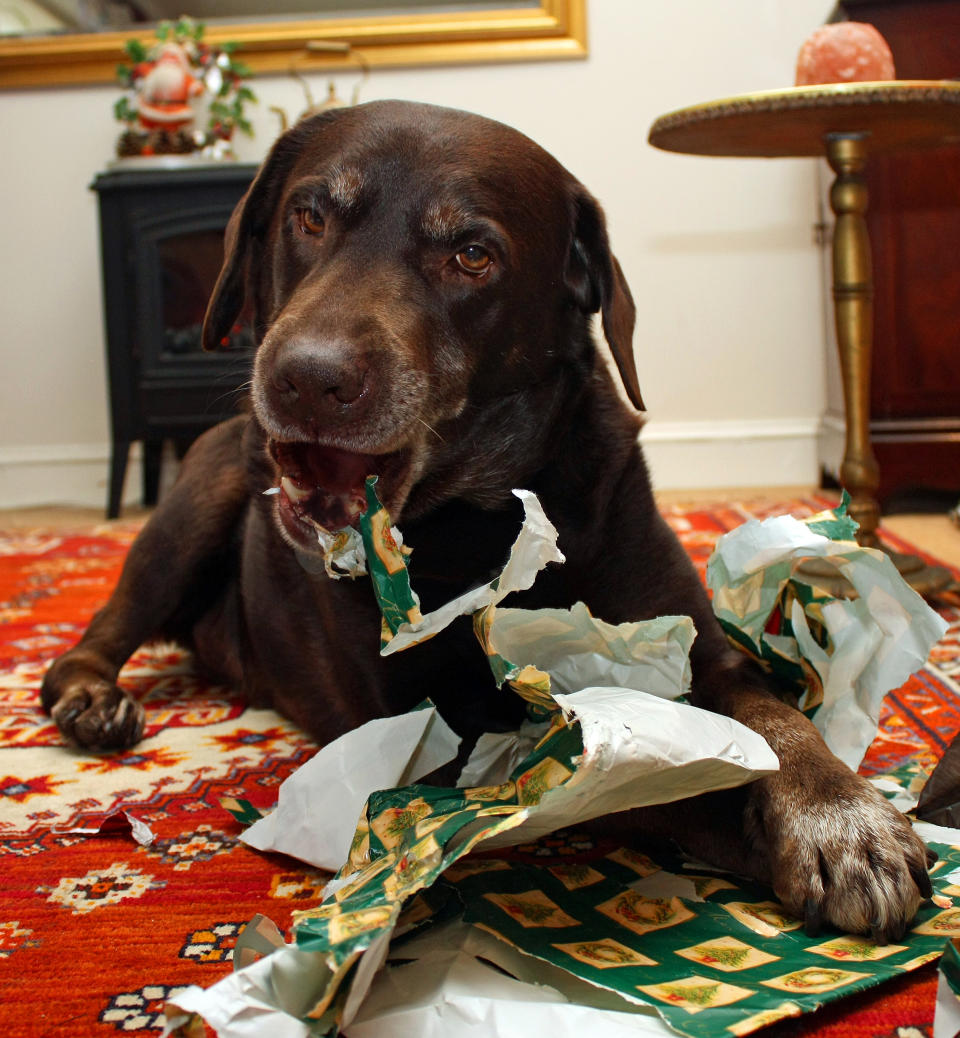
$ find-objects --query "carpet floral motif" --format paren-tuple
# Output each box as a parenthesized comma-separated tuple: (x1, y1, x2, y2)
(179, 922, 246, 964)
(40, 861, 163, 914)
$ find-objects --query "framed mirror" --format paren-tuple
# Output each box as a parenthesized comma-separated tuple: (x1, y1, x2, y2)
(0, 0, 586, 88)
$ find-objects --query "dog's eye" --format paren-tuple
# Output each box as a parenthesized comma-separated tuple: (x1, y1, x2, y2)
(455, 245, 492, 275)
(296, 208, 325, 237)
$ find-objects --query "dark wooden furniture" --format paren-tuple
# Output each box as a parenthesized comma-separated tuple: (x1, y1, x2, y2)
(92, 162, 258, 518)
(831, 0, 960, 507)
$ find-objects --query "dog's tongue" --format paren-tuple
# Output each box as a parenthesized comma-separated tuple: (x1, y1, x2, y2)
(273, 442, 373, 530)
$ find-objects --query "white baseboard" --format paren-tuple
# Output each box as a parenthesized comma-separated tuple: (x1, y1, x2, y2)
(818, 412, 845, 484)
(0, 443, 144, 511)
(0, 419, 825, 509)
(641, 417, 823, 490)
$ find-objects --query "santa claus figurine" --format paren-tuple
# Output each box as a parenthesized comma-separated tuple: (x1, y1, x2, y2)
(134, 41, 204, 132)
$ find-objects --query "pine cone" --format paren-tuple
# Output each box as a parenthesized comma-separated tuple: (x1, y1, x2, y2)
(170, 130, 196, 155)
(150, 130, 174, 155)
(116, 129, 147, 158)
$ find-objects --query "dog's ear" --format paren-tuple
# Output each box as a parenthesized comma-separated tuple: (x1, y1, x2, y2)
(202, 113, 336, 351)
(565, 190, 645, 411)
(201, 192, 256, 351)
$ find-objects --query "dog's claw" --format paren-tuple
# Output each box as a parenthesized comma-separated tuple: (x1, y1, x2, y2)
(869, 918, 887, 946)
(803, 897, 822, 938)
(912, 861, 934, 900)
(44, 672, 145, 752)
(750, 754, 930, 941)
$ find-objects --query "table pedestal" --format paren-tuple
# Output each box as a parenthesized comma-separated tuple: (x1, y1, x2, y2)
(827, 134, 879, 543)
(822, 133, 951, 594)
(648, 82, 960, 596)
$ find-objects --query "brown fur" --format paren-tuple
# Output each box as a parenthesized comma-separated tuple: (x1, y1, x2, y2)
(41, 101, 932, 940)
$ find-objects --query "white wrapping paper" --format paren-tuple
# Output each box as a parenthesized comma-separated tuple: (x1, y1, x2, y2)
(708, 514, 948, 769)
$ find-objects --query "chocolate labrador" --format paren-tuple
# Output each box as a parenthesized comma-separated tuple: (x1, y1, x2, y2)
(41, 100, 932, 940)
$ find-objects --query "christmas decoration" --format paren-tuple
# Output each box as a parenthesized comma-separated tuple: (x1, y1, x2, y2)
(114, 17, 255, 160)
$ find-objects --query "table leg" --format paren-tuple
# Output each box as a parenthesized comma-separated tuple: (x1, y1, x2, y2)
(826, 133, 881, 547)
(825, 133, 951, 594)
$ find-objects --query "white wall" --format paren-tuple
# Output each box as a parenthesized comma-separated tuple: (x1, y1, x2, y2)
(0, 0, 832, 509)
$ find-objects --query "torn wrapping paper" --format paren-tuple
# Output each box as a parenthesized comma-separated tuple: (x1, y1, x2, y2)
(445, 838, 960, 1038)
(347, 918, 674, 1037)
(166, 489, 952, 1037)
(248, 616, 774, 1033)
(707, 496, 948, 769)
(56, 809, 154, 845)
(472, 684, 777, 852)
(372, 484, 566, 655)
(239, 703, 461, 870)
(169, 488, 776, 1035)
(351, 948, 667, 1038)
(165, 942, 330, 1038)
(268, 477, 411, 582)
(168, 831, 960, 1038)
(478, 603, 693, 705)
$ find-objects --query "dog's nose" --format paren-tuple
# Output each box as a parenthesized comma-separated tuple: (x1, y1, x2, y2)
(270, 340, 369, 421)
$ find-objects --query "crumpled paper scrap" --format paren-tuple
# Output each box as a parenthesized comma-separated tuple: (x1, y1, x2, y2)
(278, 602, 775, 1033)
(474, 683, 777, 852)
(478, 603, 693, 707)
(276, 476, 415, 582)
(373, 485, 566, 655)
(707, 497, 948, 769)
(168, 489, 777, 1036)
(167, 490, 950, 1037)
(911, 817, 960, 1038)
(56, 809, 154, 845)
(239, 703, 461, 870)
(917, 731, 960, 828)
(164, 942, 331, 1038)
(348, 918, 674, 1038)
(171, 681, 777, 1037)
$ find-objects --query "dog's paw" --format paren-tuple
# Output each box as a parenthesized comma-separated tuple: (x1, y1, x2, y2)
(749, 765, 933, 942)
(42, 671, 145, 751)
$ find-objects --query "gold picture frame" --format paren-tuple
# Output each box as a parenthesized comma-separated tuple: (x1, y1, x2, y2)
(0, 0, 587, 89)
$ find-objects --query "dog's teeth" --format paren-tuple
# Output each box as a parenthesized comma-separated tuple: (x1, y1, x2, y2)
(280, 476, 312, 503)
(263, 487, 281, 496)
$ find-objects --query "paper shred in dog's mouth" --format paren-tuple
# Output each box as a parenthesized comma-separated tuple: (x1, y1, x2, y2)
(266, 468, 410, 582)
(270, 441, 373, 534)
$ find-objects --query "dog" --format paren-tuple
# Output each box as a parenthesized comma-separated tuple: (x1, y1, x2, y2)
(41, 100, 932, 942)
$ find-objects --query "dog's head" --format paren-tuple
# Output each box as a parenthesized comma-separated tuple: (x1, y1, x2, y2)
(203, 100, 642, 553)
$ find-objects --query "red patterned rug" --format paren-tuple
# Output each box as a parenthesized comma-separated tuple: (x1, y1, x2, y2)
(1, 494, 958, 1037)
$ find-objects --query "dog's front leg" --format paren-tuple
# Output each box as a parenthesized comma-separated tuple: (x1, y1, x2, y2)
(695, 656, 934, 942)
(40, 419, 250, 750)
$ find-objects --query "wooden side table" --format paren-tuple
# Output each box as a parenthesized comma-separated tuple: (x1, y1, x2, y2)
(649, 81, 960, 593)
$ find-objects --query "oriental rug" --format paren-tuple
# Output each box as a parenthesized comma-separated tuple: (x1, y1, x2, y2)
(0, 494, 958, 1038)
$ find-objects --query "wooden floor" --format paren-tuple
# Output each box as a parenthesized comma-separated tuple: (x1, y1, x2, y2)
(2, 490, 958, 571)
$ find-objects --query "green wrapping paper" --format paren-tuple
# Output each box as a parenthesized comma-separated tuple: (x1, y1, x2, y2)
(444, 838, 960, 1036)
(357, 477, 423, 643)
(707, 494, 948, 769)
(165, 490, 953, 1038)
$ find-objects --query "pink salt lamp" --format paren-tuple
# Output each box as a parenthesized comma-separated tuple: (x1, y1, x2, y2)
(795, 22, 895, 86)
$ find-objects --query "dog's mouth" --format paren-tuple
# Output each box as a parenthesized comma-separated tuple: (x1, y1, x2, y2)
(268, 440, 409, 545)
